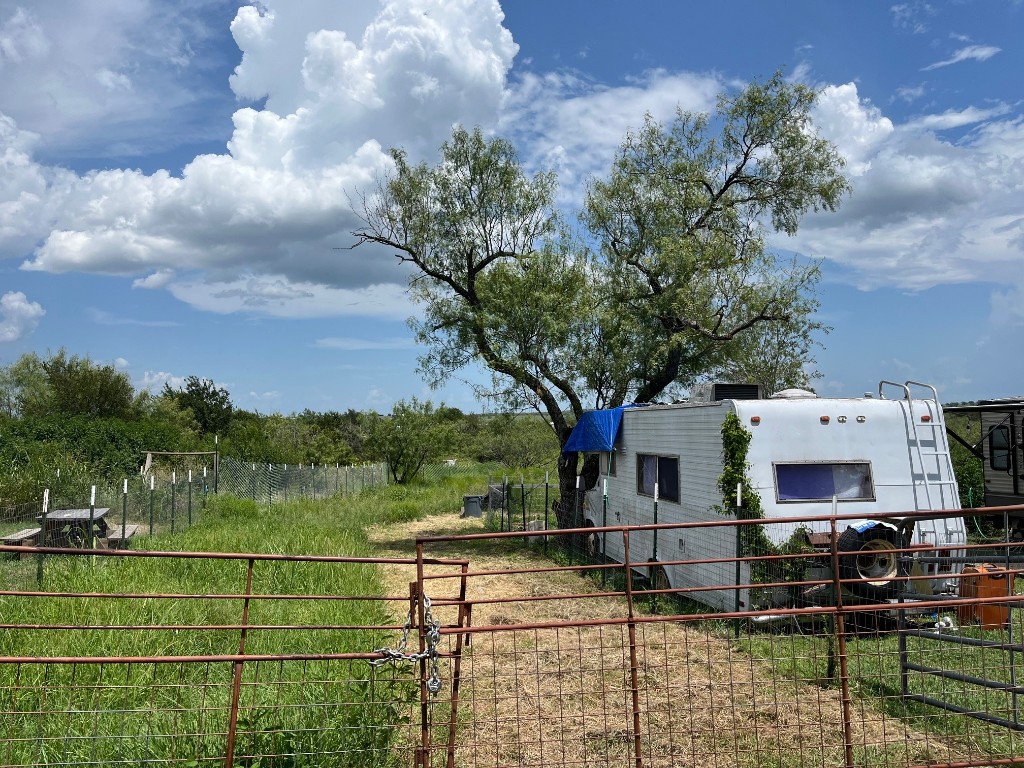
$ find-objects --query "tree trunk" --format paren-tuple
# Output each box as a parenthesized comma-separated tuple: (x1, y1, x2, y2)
(554, 450, 585, 551)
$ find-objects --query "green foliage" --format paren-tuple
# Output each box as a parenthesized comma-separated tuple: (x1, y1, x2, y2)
(355, 75, 849, 527)
(945, 412, 985, 508)
(0, 415, 186, 504)
(0, 352, 47, 418)
(1, 350, 136, 419)
(0, 440, 94, 508)
(583, 72, 846, 403)
(715, 412, 811, 596)
(163, 375, 234, 435)
(367, 398, 456, 484)
(715, 412, 763, 519)
(712, 312, 826, 396)
(473, 413, 559, 470)
(221, 410, 362, 466)
(298, 409, 368, 459)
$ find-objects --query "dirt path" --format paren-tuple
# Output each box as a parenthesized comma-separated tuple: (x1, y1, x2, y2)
(368, 512, 974, 768)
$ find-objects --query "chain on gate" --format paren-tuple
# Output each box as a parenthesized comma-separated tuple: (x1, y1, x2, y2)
(369, 594, 443, 695)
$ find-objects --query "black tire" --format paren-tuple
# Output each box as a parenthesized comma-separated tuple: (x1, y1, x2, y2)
(649, 564, 670, 592)
(584, 523, 601, 560)
(837, 525, 906, 600)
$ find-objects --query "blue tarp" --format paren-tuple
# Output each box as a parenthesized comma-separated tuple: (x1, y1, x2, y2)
(562, 406, 637, 453)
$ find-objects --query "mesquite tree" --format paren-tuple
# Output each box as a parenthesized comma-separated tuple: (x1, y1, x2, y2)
(353, 74, 849, 530)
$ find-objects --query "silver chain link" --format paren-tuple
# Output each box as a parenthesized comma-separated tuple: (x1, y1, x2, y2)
(369, 594, 443, 696)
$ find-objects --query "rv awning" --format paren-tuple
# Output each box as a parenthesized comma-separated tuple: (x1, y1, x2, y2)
(562, 406, 636, 454)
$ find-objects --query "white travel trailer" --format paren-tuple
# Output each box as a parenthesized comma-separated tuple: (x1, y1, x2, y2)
(566, 381, 967, 612)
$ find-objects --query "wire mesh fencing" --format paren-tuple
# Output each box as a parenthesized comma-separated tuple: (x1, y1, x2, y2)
(0, 457, 390, 591)
(412, 504, 1024, 768)
(0, 545, 468, 768)
(7, 504, 1024, 767)
(217, 456, 388, 505)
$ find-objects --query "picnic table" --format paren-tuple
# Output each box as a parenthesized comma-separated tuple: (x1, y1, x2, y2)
(36, 508, 111, 548)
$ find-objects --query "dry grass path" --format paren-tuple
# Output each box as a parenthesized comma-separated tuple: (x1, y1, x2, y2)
(368, 512, 971, 768)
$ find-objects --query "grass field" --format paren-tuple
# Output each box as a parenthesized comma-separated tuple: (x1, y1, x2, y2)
(5, 473, 1024, 766)
(0, 476, 481, 767)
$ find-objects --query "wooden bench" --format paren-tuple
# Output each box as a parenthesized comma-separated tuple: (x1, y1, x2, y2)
(2, 527, 42, 558)
(105, 524, 140, 549)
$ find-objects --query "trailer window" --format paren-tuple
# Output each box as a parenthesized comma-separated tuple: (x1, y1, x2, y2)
(990, 426, 1011, 471)
(774, 462, 874, 502)
(636, 454, 680, 502)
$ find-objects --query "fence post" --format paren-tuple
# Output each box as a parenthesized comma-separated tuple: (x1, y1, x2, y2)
(828, 508, 856, 768)
(445, 562, 471, 768)
(149, 475, 155, 535)
(621, 529, 644, 768)
(121, 479, 128, 544)
(171, 471, 177, 534)
(225, 557, 255, 768)
(36, 488, 49, 586)
(214, 435, 220, 495)
(734, 482, 743, 640)
(1005, 508, 1019, 726)
(521, 478, 526, 537)
(188, 470, 193, 525)
(570, 475, 581, 565)
(652, 483, 659, 567)
(88, 485, 96, 554)
(544, 472, 550, 557)
(602, 478, 608, 586)
(414, 544, 431, 767)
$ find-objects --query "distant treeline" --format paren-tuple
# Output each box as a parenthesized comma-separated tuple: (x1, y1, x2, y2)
(0, 351, 558, 505)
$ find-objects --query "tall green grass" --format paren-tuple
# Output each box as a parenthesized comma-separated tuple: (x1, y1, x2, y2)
(738, 622, 1024, 759)
(0, 480, 471, 767)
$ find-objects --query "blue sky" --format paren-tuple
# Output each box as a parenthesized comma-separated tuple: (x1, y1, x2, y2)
(0, 1, 1021, 414)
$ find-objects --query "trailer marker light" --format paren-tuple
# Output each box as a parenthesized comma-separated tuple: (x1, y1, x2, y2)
(750, 416, 761, 425)
(921, 414, 932, 422)
(857, 416, 866, 423)
(820, 416, 830, 424)
(837, 416, 847, 424)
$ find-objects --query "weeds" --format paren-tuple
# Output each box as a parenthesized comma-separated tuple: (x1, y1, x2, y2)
(0, 481, 465, 766)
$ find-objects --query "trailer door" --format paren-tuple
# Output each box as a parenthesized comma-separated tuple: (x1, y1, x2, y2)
(988, 413, 1023, 501)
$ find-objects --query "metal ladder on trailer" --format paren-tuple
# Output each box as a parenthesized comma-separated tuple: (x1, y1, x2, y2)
(879, 380, 960, 512)
(886, 382, 1023, 733)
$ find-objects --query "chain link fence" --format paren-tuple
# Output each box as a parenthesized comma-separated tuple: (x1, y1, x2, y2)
(1, 456, 389, 588)
(217, 456, 388, 505)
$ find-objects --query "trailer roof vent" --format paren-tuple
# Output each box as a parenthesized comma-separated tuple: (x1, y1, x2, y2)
(689, 383, 764, 403)
(769, 388, 819, 399)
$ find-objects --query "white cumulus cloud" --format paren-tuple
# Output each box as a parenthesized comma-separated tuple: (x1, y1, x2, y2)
(783, 83, 1024, 305)
(0, 290, 44, 341)
(501, 69, 721, 204)
(1, 0, 517, 318)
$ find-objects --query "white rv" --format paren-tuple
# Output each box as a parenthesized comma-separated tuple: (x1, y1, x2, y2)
(566, 381, 967, 612)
